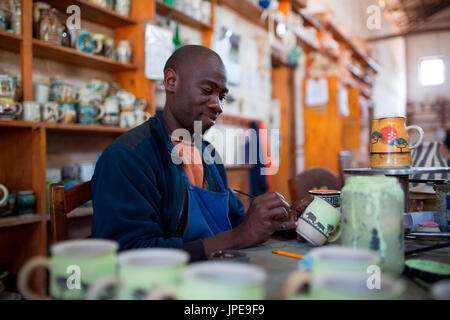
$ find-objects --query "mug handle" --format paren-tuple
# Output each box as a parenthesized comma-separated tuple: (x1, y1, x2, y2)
(283, 271, 312, 299)
(58, 106, 66, 122)
(406, 125, 424, 149)
(43, 105, 55, 122)
(15, 103, 23, 117)
(85, 275, 120, 300)
(327, 222, 341, 243)
(0, 184, 8, 207)
(143, 112, 151, 121)
(94, 105, 105, 121)
(17, 256, 51, 300)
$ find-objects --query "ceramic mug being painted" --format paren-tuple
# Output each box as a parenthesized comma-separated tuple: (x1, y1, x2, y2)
(296, 196, 342, 246)
(308, 190, 340, 208)
(18, 239, 118, 300)
(86, 248, 189, 300)
(370, 117, 424, 168)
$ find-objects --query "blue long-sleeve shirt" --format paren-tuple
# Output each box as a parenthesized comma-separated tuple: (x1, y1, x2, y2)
(91, 115, 246, 261)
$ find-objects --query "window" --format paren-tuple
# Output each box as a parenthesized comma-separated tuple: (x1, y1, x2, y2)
(419, 57, 445, 86)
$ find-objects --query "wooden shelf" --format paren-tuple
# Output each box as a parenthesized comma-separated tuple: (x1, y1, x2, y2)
(297, 10, 323, 30)
(0, 30, 22, 53)
(0, 120, 129, 134)
(156, 1, 213, 30)
(44, 122, 129, 134)
(297, 34, 320, 53)
(217, 0, 267, 30)
(40, 0, 138, 28)
(321, 19, 380, 73)
(0, 214, 43, 228)
(32, 39, 137, 73)
(291, 0, 308, 12)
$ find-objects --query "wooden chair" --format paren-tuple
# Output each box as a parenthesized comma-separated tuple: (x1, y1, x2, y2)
(288, 167, 340, 203)
(49, 181, 92, 243)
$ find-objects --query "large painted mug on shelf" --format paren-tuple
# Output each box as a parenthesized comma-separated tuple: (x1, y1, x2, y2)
(370, 117, 424, 168)
(0, 74, 16, 99)
(86, 248, 189, 300)
(59, 103, 77, 123)
(42, 102, 64, 122)
(77, 103, 105, 125)
(0, 98, 22, 120)
(18, 239, 118, 300)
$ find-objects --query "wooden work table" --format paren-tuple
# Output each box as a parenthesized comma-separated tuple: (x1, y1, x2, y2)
(240, 236, 450, 300)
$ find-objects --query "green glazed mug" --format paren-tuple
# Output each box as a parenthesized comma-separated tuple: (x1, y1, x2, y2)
(86, 248, 190, 300)
(296, 196, 342, 246)
(286, 271, 405, 300)
(285, 246, 382, 299)
(18, 239, 118, 300)
(147, 262, 267, 300)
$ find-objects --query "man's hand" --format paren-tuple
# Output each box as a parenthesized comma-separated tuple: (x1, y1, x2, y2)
(234, 192, 296, 248)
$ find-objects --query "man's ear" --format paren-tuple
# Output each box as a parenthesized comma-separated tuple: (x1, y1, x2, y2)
(164, 68, 177, 93)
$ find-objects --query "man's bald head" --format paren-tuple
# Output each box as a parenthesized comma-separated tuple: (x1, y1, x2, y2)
(164, 45, 224, 74)
(162, 45, 228, 134)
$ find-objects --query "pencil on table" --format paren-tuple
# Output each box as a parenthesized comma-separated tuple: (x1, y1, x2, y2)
(272, 249, 304, 260)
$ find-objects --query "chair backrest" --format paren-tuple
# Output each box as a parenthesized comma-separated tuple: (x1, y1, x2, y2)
(288, 167, 340, 203)
(49, 181, 92, 243)
(338, 150, 352, 188)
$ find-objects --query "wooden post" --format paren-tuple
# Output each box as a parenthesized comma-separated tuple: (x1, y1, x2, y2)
(114, 1, 155, 114)
(21, 0, 33, 101)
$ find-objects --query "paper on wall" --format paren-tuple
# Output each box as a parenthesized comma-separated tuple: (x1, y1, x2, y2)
(305, 78, 329, 107)
(338, 86, 349, 116)
(145, 23, 174, 80)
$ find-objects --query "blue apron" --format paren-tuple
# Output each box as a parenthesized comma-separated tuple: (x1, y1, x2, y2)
(182, 155, 232, 242)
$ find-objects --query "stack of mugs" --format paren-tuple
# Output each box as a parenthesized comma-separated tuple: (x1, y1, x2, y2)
(33, 2, 133, 63)
(0, 183, 36, 218)
(17, 240, 267, 300)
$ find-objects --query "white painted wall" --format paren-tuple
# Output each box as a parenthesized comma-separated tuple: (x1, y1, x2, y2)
(369, 37, 407, 118)
(406, 31, 450, 103)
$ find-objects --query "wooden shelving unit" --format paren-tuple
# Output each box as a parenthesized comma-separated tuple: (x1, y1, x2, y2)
(0, 120, 129, 134)
(0, 0, 158, 294)
(0, 214, 43, 228)
(32, 39, 138, 73)
(217, 0, 267, 30)
(156, 1, 213, 30)
(0, 30, 22, 53)
(41, 0, 138, 28)
(320, 18, 380, 73)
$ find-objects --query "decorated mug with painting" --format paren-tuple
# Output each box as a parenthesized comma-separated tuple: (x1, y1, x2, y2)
(296, 196, 341, 246)
(370, 117, 424, 168)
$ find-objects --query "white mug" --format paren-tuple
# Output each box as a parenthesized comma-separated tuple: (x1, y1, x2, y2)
(134, 109, 151, 126)
(33, 83, 50, 103)
(0, 184, 8, 207)
(120, 110, 136, 128)
(23, 102, 41, 122)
